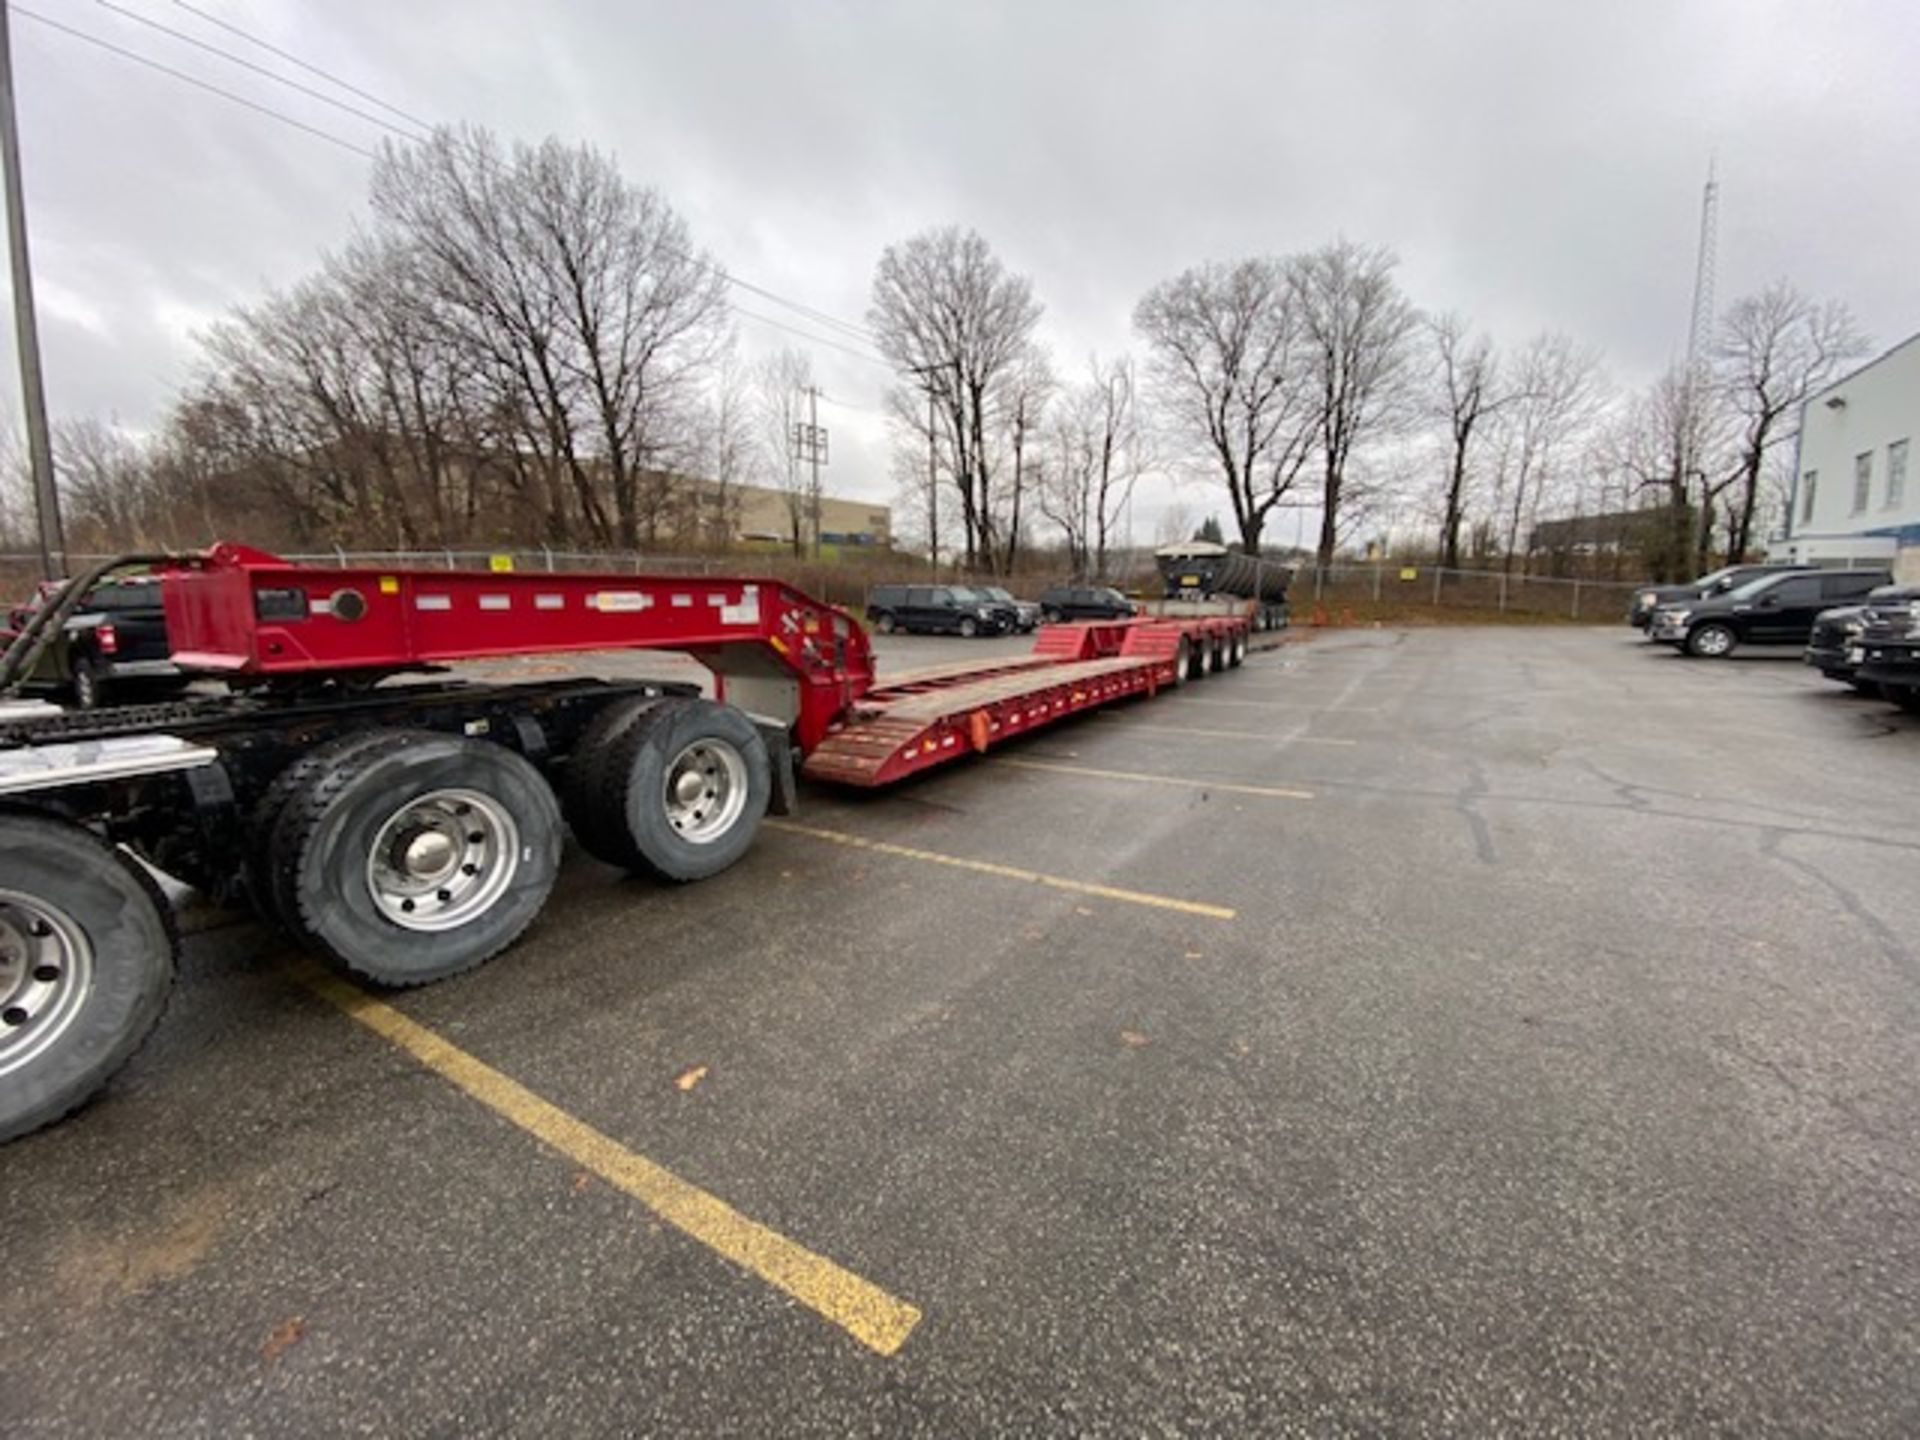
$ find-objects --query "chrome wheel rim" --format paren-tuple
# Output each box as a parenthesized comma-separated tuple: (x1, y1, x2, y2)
(1695, 627, 1731, 656)
(366, 788, 520, 932)
(663, 739, 748, 844)
(0, 888, 95, 1078)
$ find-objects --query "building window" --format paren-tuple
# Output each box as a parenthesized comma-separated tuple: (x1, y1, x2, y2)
(1801, 470, 1817, 525)
(1888, 439, 1909, 510)
(1853, 452, 1873, 514)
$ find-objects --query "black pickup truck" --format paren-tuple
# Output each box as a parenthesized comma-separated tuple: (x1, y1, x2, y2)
(3, 576, 184, 708)
(1805, 586, 1920, 690)
(1852, 593, 1920, 712)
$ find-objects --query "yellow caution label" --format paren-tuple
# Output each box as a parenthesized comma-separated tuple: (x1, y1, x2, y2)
(379, 576, 400, 595)
(1399, 567, 1419, 581)
(490, 554, 515, 573)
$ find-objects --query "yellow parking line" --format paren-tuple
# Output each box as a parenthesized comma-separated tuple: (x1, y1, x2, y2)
(994, 758, 1316, 801)
(293, 962, 922, 1357)
(1096, 717, 1358, 746)
(765, 819, 1235, 920)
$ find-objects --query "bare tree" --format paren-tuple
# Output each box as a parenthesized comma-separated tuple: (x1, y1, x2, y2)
(1291, 240, 1418, 563)
(869, 225, 1043, 572)
(754, 348, 814, 556)
(1597, 367, 1714, 580)
(690, 346, 754, 548)
(1039, 354, 1148, 578)
(371, 126, 728, 548)
(1490, 333, 1608, 570)
(1715, 281, 1868, 559)
(1133, 257, 1313, 555)
(1427, 313, 1502, 569)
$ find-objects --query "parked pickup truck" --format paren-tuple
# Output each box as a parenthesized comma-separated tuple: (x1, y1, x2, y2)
(1805, 586, 1920, 690)
(1627, 563, 1810, 630)
(1851, 594, 1920, 712)
(1647, 568, 1890, 658)
(3, 576, 185, 708)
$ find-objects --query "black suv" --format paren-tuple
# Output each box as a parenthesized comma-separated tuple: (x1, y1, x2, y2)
(1805, 586, 1920, 689)
(4, 576, 183, 708)
(865, 584, 1009, 637)
(1647, 568, 1891, 658)
(1627, 563, 1810, 630)
(1036, 584, 1134, 622)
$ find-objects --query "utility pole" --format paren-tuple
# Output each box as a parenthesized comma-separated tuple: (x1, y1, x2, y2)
(905, 359, 960, 578)
(787, 387, 828, 560)
(0, 0, 62, 578)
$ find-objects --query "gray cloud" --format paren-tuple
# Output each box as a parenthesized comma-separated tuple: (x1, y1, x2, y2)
(8, 0, 1918, 533)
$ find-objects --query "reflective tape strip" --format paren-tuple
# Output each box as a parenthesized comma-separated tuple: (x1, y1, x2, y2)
(479, 595, 511, 611)
(535, 594, 565, 610)
(417, 595, 452, 612)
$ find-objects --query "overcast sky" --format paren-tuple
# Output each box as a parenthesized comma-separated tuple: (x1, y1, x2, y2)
(10, 0, 1920, 542)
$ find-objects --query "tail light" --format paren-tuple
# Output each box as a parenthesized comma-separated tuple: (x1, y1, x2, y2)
(95, 623, 119, 655)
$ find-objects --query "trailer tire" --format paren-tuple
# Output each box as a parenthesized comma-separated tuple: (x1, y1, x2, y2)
(1228, 631, 1246, 667)
(0, 812, 177, 1143)
(271, 731, 562, 986)
(561, 696, 665, 866)
(1186, 635, 1209, 682)
(247, 731, 417, 925)
(1170, 636, 1191, 687)
(576, 698, 770, 882)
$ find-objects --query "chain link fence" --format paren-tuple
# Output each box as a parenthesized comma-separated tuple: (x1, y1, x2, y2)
(0, 548, 1641, 625)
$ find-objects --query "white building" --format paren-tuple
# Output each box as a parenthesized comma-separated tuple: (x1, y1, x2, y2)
(1775, 331, 1920, 580)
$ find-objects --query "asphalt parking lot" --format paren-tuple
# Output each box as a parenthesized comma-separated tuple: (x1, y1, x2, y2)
(5, 626, 1919, 1435)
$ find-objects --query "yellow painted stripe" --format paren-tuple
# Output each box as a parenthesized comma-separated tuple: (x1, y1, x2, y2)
(292, 962, 922, 1356)
(994, 757, 1315, 802)
(1096, 717, 1358, 746)
(765, 819, 1235, 920)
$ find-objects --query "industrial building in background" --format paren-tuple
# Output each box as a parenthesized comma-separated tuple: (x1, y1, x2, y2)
(1776, 331, 1919, 580)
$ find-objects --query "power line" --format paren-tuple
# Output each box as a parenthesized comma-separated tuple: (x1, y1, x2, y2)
(728, 302, 895, 371)
(169, 0, 432, 132)
(93, 0, 426, 143)
(16, 7, 380, 159)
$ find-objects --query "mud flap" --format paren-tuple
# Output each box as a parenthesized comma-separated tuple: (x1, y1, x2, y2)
(756, 719, 799, 816)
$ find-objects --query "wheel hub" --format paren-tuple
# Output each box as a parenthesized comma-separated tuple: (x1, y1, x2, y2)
(0, 890, 95, 1078)
(366, 789, 520, 932)
(663, 740, 749, 845)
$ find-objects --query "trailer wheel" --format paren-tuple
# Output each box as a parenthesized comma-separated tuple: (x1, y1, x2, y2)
(1169, 636, 1191, 687)
(1186, 634, 1209, 682)
(247, 731, 417, 925)
(271, 731, 562, 986)
(1228, 630, 1246, 667)
(560, 696, 664, 866)
(574, 698, 770, 882)
(0, 812, 177, 1143)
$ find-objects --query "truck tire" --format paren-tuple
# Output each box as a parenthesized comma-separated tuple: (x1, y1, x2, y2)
(570, 697, 770, 882)
(958, 616, 979, 638)
(1888, 685, 1920, 715)
(71, 657, 106, 711)
(873, 612, 896, 634)
(560, 696, 665, 867)
(1170, 636, 1191, 687)
(248, 731, 417, 925)
(270, 731, 562, 986)
(0, 812, 177, 1143)
(1228, 630, 1246, 667)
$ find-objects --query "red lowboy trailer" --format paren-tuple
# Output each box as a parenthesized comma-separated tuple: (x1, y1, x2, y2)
(0, 545, 1249, 1140)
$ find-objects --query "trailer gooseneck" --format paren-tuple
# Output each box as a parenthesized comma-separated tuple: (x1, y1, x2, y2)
(0, 544, 1253, 1141)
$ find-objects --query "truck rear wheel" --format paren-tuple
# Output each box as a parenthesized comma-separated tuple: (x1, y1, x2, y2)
(569, 697, 770, 882)
(270, 731, 562, 986)
(1186, 635, 1209, 682)
(1228, 630, 1246, 667)
(0, 812, 177, 1143)
(561, 696, 665, 866)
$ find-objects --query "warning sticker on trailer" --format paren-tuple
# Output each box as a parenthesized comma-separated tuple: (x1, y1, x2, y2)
(720, 585, 761, 626)
(590, 591, 653, 613)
